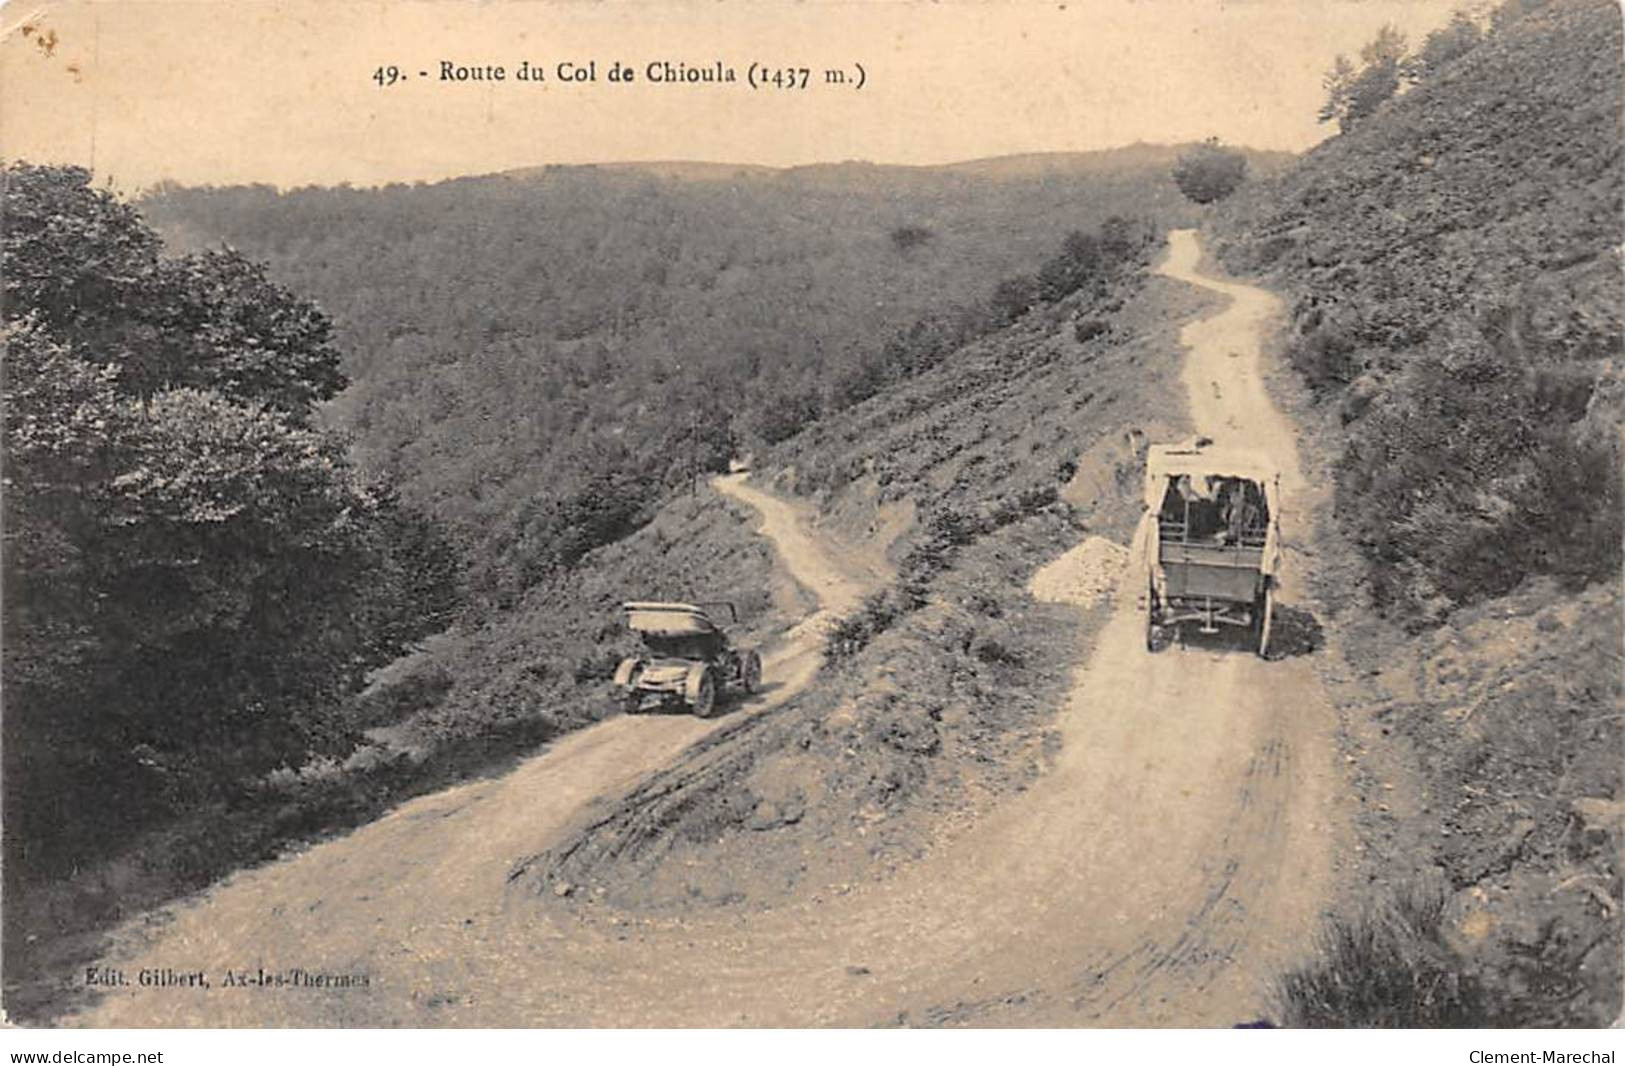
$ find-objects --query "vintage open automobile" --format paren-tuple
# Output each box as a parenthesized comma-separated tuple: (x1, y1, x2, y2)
(1137, 438, 1283, 657)
(611, 601, 762, 717)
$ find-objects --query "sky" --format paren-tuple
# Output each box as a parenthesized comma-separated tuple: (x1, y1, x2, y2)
(1, 0, 1468, 191)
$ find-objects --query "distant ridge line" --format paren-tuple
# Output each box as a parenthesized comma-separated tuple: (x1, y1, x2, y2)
(497, 143, 1298, 184)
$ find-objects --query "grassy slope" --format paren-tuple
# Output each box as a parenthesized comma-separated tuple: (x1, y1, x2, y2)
(518, 241, 1225, 909)
(1207, 0, 1622, 1026)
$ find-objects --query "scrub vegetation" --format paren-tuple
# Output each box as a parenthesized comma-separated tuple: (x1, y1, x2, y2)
(1212, 0, 1622, 1027)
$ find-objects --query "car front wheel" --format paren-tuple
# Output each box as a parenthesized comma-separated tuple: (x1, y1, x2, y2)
(687, 666, 717, 718)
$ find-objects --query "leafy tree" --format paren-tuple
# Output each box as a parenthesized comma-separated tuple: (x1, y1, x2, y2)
(2, 165, 454, 871)
(3, 165, 344, 423)
(1320, 25, 1409, 133)
(1405, 10, 1485, 83)
(148, 250, 346, 421)
(1172, 138, 1250, 204)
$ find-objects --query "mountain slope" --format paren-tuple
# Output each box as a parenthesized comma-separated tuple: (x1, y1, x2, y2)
(70, 229, 1350, 1029)
(1210, 0, 1622, 1026)
(1212, 0, 1621, 624)
(13, 153, 1229, 1021)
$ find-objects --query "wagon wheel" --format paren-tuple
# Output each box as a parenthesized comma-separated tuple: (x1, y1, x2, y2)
(1145, 578, 1162, 652)
(688, 666, 718, 718)
(1256, 586, 1274, 659)
(740, 650, 762, 695)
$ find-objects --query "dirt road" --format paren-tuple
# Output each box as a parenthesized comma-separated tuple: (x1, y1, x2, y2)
(74, 477, 868, 1027)
(73, 230, 1342, 1028)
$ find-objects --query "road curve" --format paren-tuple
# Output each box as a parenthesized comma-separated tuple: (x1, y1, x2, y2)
(71, 231, 1342, 1028)
(71, 478, 868, 1028)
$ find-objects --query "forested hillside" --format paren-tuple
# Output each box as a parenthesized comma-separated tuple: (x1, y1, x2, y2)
(138, 151, 1224, 604)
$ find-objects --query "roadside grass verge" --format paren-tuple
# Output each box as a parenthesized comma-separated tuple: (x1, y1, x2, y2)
(1274, 889, 1487, 1028)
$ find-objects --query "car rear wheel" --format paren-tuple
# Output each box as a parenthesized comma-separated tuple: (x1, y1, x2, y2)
(740, 651, 762, 695)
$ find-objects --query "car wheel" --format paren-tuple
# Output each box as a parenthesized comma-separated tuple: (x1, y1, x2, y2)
(688, 666, 717, 718)
(741, 651, 762, 695)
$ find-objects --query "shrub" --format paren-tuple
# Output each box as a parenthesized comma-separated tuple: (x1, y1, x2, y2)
(823, 587, 911, 662)
(573, 648, 625, 684)
(1074, 317, 1109, 343)
(890, 224, 934, 252)
(1289, 323, 1361, 394)
(991, 275, 1039, 324)
(1319, 25, 1408, 134)
(1037, 231, 1103, 301)
(1275, 890, 1488, 1027)
(1172, 138, 1249, 204)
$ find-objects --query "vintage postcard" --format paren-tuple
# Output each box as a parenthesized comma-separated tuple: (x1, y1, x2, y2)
(2, 0, 1620, 1049)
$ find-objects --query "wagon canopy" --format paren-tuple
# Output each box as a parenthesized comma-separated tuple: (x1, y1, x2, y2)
(1142, 440, 1279, 516)
(622, 602, 721, 637)
(1140, 439, 1284, 583)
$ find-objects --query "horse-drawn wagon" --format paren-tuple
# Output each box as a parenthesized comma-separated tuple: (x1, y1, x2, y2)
(1138, 439, 1282, 656)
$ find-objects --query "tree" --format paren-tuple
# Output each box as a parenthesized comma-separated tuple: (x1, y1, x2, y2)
(2, 165, 455, 871)
(1405, 10, 1484, 83)
(3, 164, 345, 423)
(748, 384, 823, 445)
(149, 249, 347, 421)
(1319, 25, 1409, 134)
(1, 166, 163, 338)
(1490, 0, 1552, 34)
(1172, 138, 1250, 205)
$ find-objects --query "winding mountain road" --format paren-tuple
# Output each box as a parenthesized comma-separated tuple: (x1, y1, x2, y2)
(73, 230, 1343, 1028)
